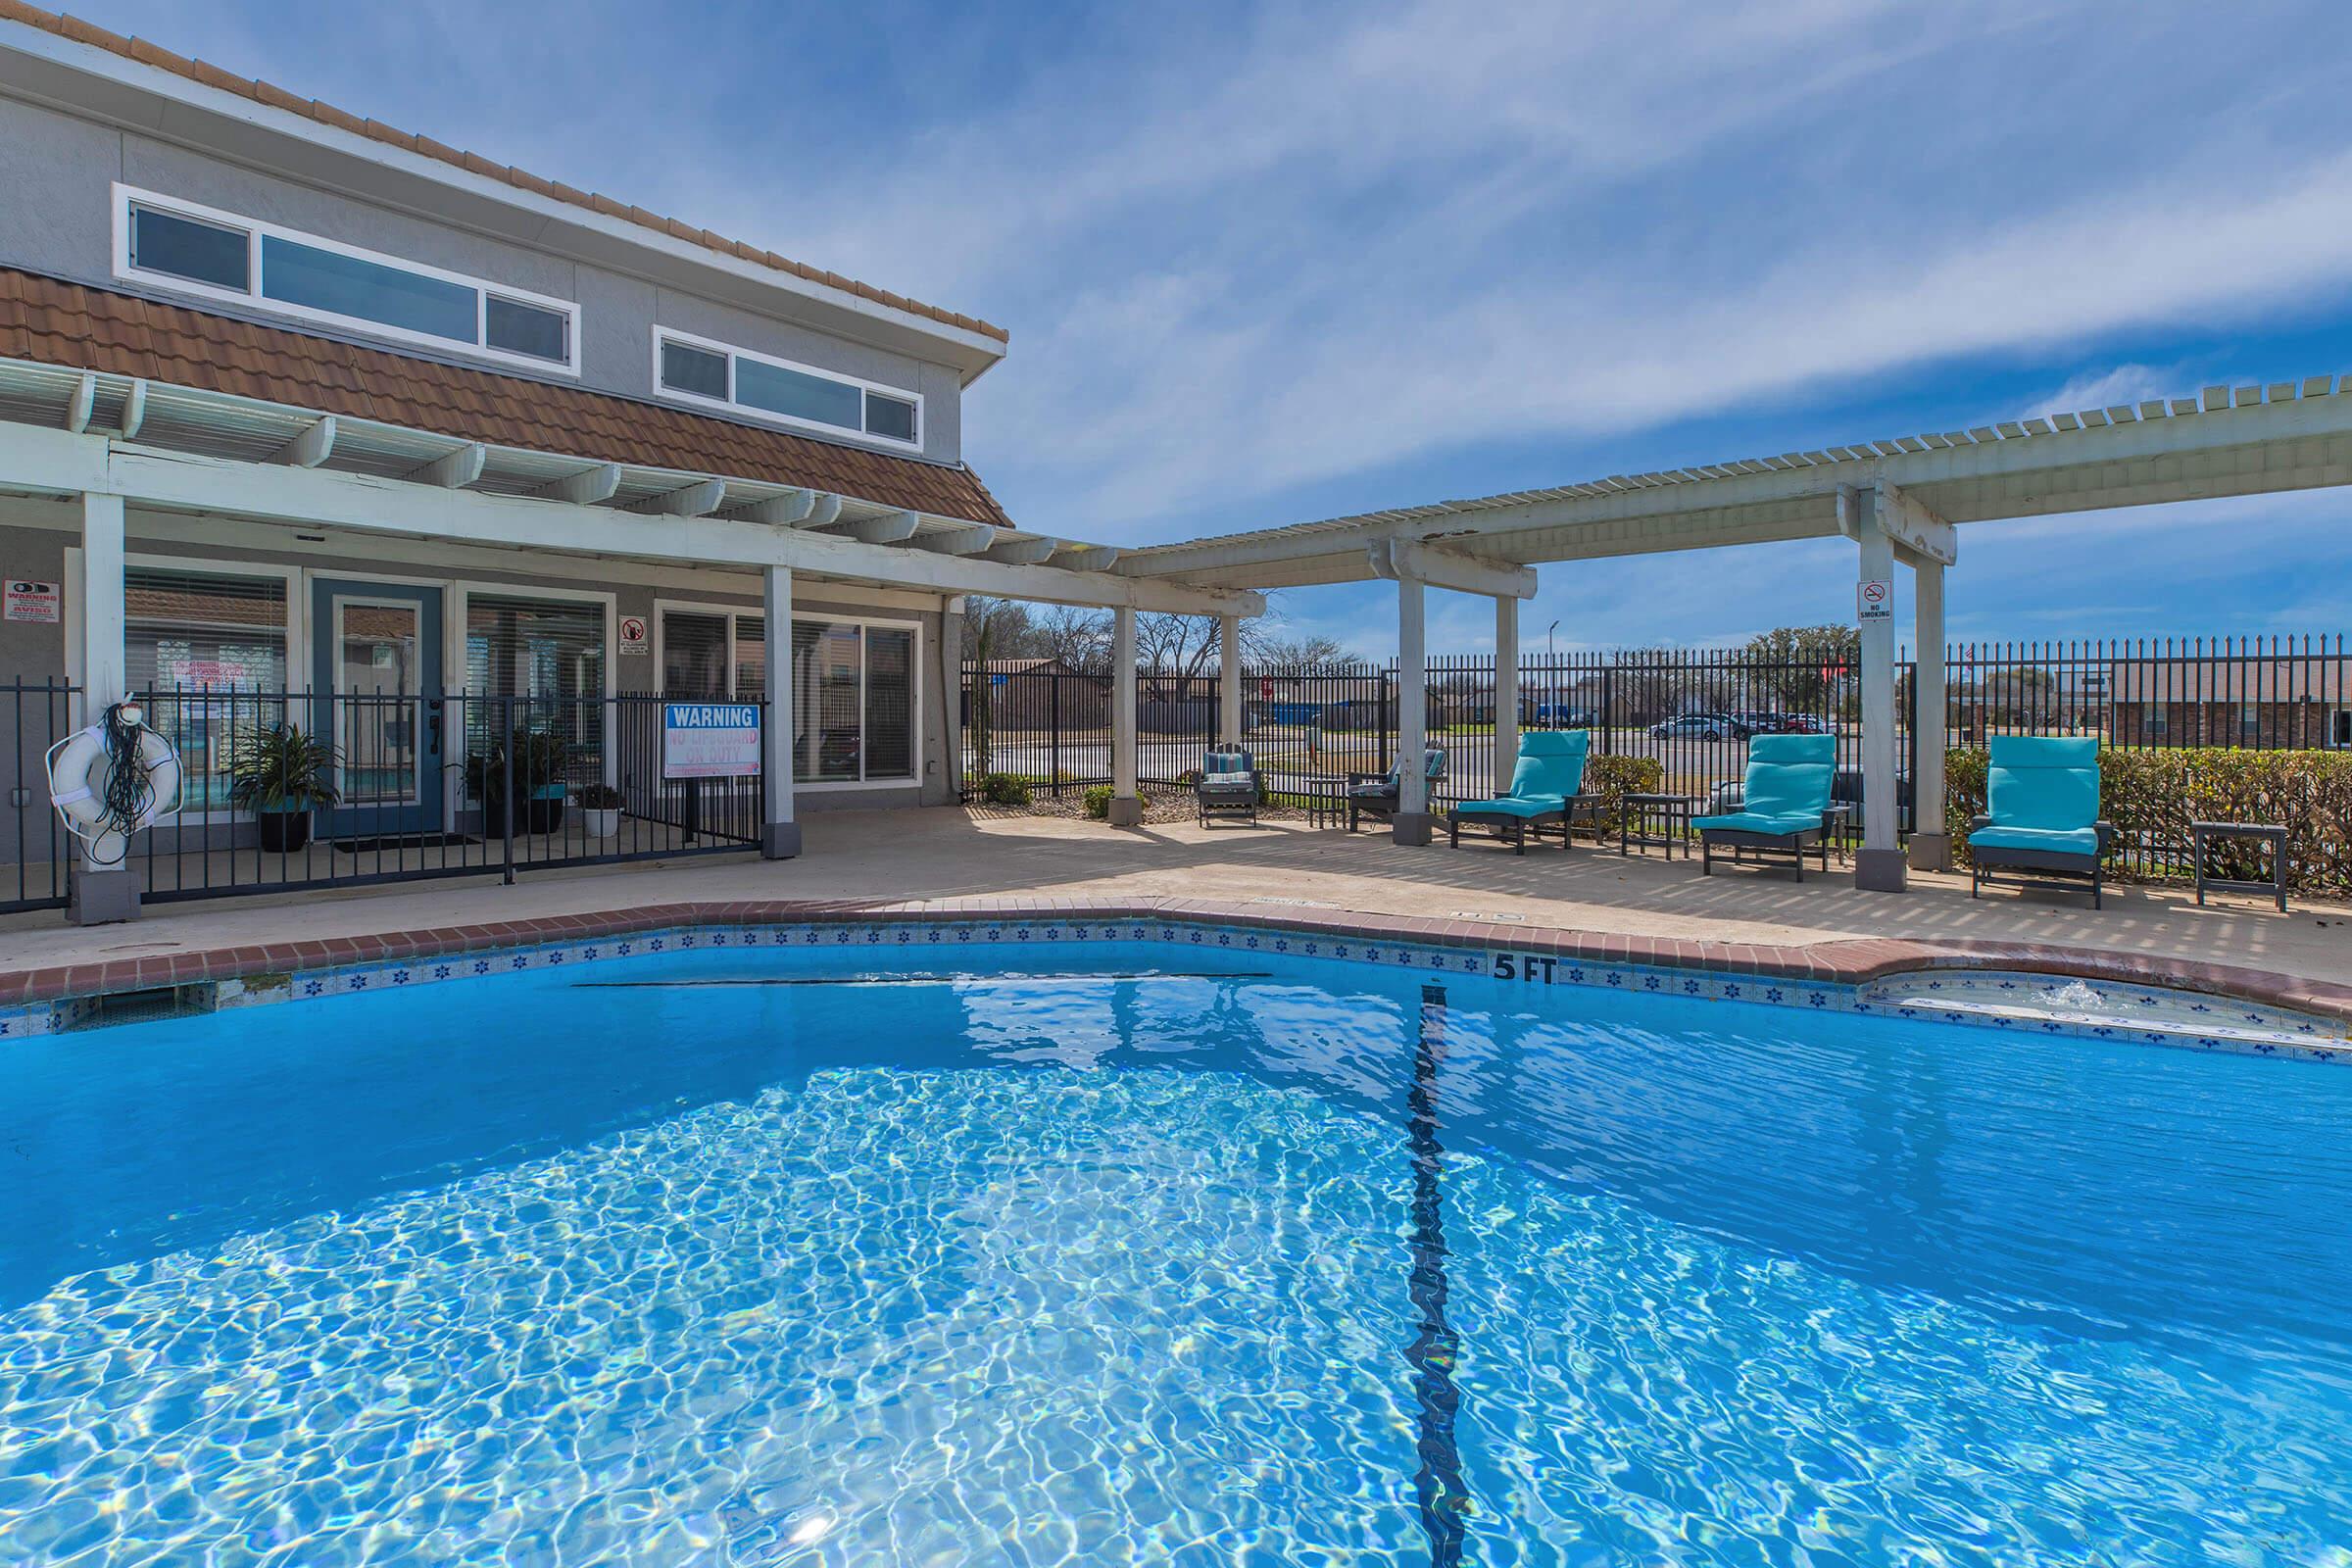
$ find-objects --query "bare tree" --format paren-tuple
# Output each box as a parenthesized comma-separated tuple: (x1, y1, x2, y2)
(1033, 605, 1112, 673)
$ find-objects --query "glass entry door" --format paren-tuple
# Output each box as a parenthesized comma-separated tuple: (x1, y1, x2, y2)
(312, 579, 444, 839)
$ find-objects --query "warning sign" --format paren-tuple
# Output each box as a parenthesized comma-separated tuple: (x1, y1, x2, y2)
(619, 614, 650, 656)
(4, 579, 59, 622)
(1856, 579, 1893, 623)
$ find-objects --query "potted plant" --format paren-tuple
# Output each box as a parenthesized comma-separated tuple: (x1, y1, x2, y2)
(225, 722, 341, 853)
(466, 724, 573, 836)
(578, 782, 623, 840)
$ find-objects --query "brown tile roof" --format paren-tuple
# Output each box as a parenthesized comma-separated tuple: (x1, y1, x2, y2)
(0, 268, 1012, 525)
(0, 3, 1007, 345)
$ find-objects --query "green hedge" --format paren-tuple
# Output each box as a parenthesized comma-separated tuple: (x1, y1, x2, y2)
(1583, 754, 1666, 838)
(1943, 746, 2352, 896)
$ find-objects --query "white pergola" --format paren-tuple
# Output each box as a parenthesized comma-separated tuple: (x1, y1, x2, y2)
(0, 359, 1260, 870)
(1115, 376, 2352, 883)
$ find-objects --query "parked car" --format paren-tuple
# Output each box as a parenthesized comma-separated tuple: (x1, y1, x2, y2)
(1776, 713, 1832, 734)
(1649, 713, 1735, 740)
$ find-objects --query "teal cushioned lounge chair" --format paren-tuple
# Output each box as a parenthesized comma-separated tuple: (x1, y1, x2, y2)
(1967, 735, 2113, 906)
(1447, 730, 1600, 854)
(1692, 733, 1837, 879)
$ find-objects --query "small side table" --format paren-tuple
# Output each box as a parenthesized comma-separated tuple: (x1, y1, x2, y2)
(1620, 793, 1698, 859)
(1301, 775, 1349, 829)
(2190, 820, 2288, 911)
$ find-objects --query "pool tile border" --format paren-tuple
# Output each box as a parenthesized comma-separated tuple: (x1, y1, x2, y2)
(2, 896, 2347, 1060)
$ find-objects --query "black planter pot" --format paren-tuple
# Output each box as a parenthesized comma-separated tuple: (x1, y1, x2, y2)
(256, 808, 312, 854)
(480, 794, 567, 837)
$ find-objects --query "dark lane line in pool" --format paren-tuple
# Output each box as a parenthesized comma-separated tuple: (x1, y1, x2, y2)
(1406, 982, 1470, 1567)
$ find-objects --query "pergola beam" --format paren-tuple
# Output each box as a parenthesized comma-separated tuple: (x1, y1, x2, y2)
(983, 536, 1060, 565)
(36, 434, 1259, 614)
(269, 415, 336, 468)
(626, 476, 728, 516)
(907, 522, 997, 557)
(406, 441, 488, 489)
(723, 489, 818, 527)
(839, 509, 921, 544)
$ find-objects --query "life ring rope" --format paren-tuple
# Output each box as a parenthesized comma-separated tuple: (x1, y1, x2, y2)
(47, 704, 183, 866)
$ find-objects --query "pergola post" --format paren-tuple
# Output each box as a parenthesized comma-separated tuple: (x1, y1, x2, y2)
(1852, 484, 1906, 892)
(760, 564, 800, 858)
(1108, 605, 1142, 826)
(1907, 562, 1950, 870)
(939, 595, 966, 797)
(1493, 594, 1519, 794)
(1218, 612, 1242, 747)
(1395, 574, 1431, 845)
(68, 491, 137, 923)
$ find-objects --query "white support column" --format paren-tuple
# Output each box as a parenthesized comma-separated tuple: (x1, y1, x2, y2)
(1852, 484, 1906, 892)
(70, 491, 137, 923)
(760, 564, 801, 858)
(1395, 575, 1431, 845)
(1218, 613, 1243, 747)
(939, 595, 966, 799)
(1907, 561, 1950, 870)
(1108, 606, 1142, 826)
(1493, 595, 1519, 796)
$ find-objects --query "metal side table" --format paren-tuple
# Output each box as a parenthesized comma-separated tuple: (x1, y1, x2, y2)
(1619, 793, 1698, 859)
(2190, 820, 2288, 911)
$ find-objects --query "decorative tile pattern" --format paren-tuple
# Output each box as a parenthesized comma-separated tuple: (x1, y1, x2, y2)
(3, 898, 2347, 1064)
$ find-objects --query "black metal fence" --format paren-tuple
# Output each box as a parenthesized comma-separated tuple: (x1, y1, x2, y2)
(960, 636, 2352, 844)
(2, 679, 75, 913)
(3, 688, 764, 911)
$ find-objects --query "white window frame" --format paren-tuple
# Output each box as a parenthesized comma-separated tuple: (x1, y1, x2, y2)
(452, 581, 619, 788)
(653, 598, 924, 789)
(105, 552, 303, 827)
(113, 183, 582, 377)
(649, 327, 923, 453)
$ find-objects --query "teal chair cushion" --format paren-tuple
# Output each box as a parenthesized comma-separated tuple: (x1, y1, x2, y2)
(1739, 733, 1836, 819)
(1204, 751, 1250, 775)
(1455, 797, 1559, 820)
(1969, 823, 2099, 857)
(1692, 809, 1824, 837)
(1984, 736, 2100, 832)
(1506, 729, 1589, 801)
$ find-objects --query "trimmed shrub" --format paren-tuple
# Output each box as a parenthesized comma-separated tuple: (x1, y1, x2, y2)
(974, 772, 1033, 808)
(1583, 753, 1666, 838)
(1943, 745, 2352, 897)
(1083, 784, 1116, 820)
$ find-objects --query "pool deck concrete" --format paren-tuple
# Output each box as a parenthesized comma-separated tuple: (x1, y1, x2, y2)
(4, 808, 2347, 1004)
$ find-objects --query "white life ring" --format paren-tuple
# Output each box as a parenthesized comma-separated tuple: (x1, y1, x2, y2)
(47, 720, 182, 865)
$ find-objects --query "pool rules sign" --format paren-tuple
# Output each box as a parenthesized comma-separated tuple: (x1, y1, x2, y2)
(662, 703, 760, 779)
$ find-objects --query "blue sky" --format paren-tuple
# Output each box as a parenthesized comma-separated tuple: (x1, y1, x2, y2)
(83, 0, 2352, 654)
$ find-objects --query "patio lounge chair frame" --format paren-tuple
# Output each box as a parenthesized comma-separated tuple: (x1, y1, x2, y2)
(1447, 793, 1604, 855)
(1347, 747, 1446, 833)
(1964, 735, 2114, 908)
(1968, 815, 2116, 908)
(1196, 746, 1258, 827)
(1698, 819, 1832, 880)
(1446, 730, 1600, 855)
(1694, 732, 1839, 882)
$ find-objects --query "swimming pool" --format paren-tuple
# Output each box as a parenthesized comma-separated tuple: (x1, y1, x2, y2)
(3, 936, 2346, 1564)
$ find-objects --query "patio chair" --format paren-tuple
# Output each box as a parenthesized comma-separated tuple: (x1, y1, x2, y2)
(1196, 746, 1258, 827)
(1693, 733, 1837, 879)
(1446, 730, 1600, 854)
(1968, 735, 2114, 907)
(1347, 747, 1446, 832)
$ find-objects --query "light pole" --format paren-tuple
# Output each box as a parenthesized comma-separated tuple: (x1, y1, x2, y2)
(1545, 619, 1559, 726)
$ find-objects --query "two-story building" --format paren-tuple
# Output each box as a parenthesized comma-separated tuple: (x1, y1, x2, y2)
(0, 6, 1255, 916)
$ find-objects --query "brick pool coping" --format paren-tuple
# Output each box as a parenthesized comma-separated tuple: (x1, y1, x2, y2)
(6, 895, 2350, 1028)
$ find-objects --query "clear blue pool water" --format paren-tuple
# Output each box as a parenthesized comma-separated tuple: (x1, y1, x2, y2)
(2, 943, 2347, 1565)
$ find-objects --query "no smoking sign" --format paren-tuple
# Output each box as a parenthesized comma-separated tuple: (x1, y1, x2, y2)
(1856, 579, 1893, 623)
